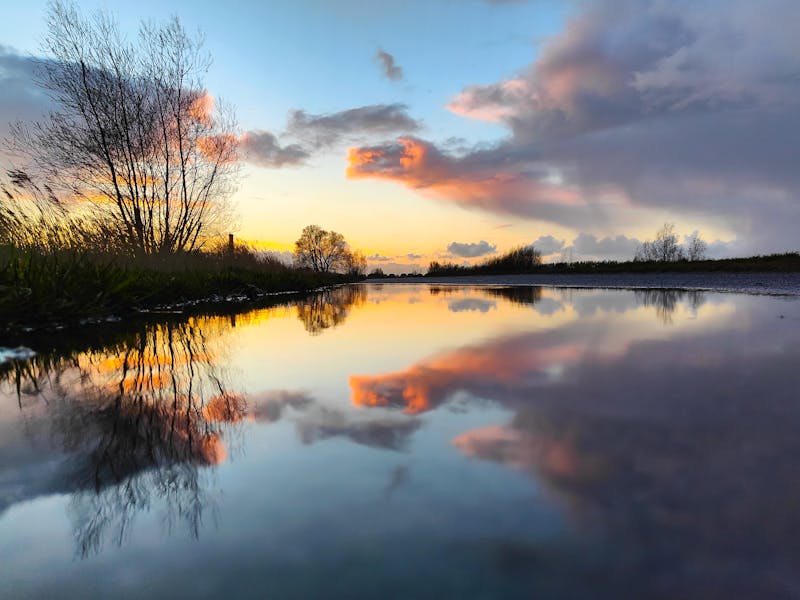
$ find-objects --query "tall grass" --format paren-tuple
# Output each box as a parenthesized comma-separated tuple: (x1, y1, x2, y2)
(0, 200, 347, 330)
(0, 242, 346, 330)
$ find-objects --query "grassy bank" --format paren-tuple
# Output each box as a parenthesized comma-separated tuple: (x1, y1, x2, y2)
(0, 244, 350, 332)
(418, 252, 800, 278)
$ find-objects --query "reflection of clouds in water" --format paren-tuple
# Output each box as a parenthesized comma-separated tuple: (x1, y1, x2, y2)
(351, 329, 585, 414)
(384, 465, 410, 497)
(533, 297, 564, 316)
(353, 298, 800, 598)
(447, 298, 496, 313)
(294, 407, 422, 451)
(558, 287, 708, 323)
(562, 288, 641, 316)
(248, 390, 314, 423)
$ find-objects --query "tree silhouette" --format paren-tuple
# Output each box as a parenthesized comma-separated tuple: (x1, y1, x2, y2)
(293, 225, 362, 273)
(8, 1, 238, 255)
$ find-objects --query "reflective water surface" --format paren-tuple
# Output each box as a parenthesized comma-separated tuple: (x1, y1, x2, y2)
(1, 284, 799, 599)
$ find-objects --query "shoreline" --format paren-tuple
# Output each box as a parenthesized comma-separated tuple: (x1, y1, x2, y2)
(363, 271, 800, 297)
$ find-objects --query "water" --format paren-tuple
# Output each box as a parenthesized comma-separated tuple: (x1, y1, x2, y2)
(1, 284, 798, 599)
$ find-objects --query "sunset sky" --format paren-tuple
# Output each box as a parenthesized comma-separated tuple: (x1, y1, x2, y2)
(1, 0, 798, 273)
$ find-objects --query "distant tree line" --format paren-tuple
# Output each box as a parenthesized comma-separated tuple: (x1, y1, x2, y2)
(428, 245, 542, 276)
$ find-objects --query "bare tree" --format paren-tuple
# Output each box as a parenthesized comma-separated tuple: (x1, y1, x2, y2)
(635, 223, 685, 262)
(293, 225, 360, 273)
(8, 1, 239, 255)
(344, 249, 367, 276)
(685, 231, 708, 261)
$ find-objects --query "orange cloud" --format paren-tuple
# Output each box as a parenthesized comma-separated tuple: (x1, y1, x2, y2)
(199, 432, 227, 465)
(350, 334, 582, 414)
(346, 136, 580, 217)
(188, 91, 215, 126)
(202, 392, 248, 423)
(447, 79, 537, 122)
(198, 133, 238, 163)
(452, 425, 582, 480)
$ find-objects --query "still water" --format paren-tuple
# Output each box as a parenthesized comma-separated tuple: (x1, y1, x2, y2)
(1, 284, 798, 599)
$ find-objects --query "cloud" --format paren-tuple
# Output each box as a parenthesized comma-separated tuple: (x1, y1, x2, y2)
(0, 46, 55, 146)
(369, 261, 424, 275)
(448, 79, 534, 122)
(531, 235, 565, 255)
(346, 136, 593, 225)
(288, 104, 420, 148)
(368, 252, 393, 262)
(569, 233, 641, 259)
(347, 0, 800, 253)
(248, 390, 314, 423)
(240, 103, 422, 168)
(447, 240, 497, 258)
(239, 131, 309, 168)
(376, 48, 403, 81)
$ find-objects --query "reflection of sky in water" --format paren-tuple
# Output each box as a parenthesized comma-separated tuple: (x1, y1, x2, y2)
(0, 285, 799, 598)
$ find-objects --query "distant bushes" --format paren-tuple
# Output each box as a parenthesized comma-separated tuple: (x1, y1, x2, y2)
(428, 246, 542, 276)
(425, 252, 800, 277)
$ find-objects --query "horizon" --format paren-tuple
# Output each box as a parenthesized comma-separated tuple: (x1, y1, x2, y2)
(1, 1, 798, 274)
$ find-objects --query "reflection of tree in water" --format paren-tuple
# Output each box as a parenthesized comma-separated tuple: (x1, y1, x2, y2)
(429, 286, 461, 296)
(3, 318, 246, 558)
(634, 289, 705, 323)
(480, 286, 542, 306)
(430, 285, 542, 307)
(295, 285, 367, 335)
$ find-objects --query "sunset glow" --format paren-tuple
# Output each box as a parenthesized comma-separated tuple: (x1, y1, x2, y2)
(2, 1, 793, 272)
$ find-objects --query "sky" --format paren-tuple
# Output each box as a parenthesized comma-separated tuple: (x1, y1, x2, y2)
(1, 0, 798, 272)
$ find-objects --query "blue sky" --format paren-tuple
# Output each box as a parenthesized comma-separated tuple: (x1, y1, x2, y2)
(0, 0, 564, 136)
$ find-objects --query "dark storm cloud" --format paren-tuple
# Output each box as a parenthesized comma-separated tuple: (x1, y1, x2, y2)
(349, 0, 800, 253)
(447, 240, 497, 258)
(376, 48, 403, 81)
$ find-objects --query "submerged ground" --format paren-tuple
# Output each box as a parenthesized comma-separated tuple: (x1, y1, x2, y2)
(1, 283, 798, 598)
